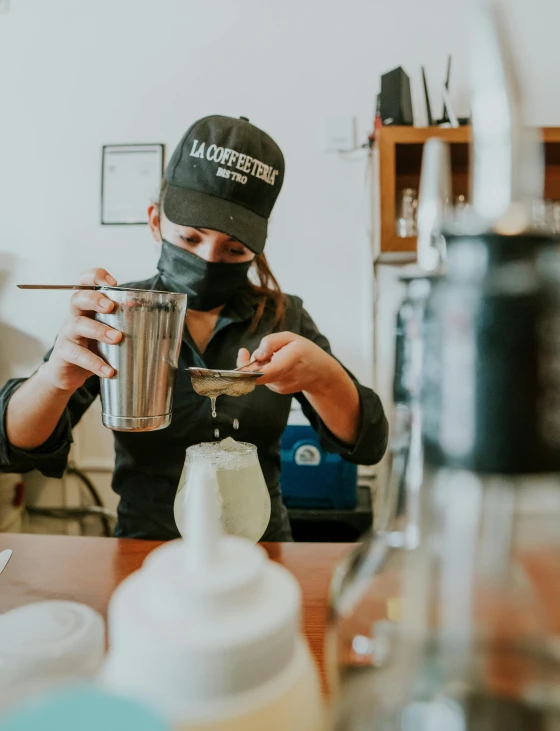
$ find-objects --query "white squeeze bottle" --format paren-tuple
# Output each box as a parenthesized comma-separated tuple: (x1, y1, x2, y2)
(101, 464, 324, 731)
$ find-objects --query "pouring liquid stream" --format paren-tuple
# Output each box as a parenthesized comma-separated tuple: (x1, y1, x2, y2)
(207, 393, 240, 438)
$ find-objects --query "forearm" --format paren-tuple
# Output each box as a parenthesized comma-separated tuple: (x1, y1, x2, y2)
(6, 365, 73, 450)
(304, 363, 361, 446)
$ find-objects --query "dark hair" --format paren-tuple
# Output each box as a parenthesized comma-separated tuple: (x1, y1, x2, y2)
(157, 181, 285, 334)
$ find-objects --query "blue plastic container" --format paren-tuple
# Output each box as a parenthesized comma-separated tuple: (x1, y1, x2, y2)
(280, 424, 358, 510)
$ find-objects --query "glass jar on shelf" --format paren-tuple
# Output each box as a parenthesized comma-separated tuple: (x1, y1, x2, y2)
(396, 188, 418, 238)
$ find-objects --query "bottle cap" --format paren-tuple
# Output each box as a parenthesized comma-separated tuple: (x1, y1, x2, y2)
(0, 601, 105, 696)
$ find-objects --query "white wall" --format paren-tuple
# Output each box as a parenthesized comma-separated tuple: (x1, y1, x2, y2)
(1, 0, 560, 492)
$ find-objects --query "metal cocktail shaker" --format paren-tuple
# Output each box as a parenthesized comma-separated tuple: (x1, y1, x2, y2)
(95, 288, 188, 432)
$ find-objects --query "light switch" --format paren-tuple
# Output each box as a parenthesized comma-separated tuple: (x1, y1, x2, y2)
(322, 116, 356, 152)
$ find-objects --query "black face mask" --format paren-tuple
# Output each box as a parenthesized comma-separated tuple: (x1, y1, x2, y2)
(156, 240, 252, 311)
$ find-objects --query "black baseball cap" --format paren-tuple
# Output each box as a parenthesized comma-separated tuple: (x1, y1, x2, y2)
(162, 115, 285, 255)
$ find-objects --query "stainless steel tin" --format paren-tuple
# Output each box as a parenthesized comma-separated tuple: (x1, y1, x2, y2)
(95, 288, 187, 432)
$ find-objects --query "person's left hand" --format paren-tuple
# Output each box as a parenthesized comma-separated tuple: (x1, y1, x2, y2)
(237, 332, 343, 395)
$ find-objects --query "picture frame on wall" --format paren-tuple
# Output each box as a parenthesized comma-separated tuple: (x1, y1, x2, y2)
(101, 143, 165, 225)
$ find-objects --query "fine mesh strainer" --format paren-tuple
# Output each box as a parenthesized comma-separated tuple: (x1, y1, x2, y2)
(187, 367, 264, 398)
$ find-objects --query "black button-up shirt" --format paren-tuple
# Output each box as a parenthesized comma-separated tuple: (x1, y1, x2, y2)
(0, 275, 388, 540)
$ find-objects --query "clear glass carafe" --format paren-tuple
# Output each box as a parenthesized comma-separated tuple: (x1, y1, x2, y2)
(174, 439, 271, 543)
(328, 232, 560, 729)
(326, 275, 435, 693)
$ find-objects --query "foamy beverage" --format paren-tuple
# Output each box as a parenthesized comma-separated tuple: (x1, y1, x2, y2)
(174, 438, 271, 543)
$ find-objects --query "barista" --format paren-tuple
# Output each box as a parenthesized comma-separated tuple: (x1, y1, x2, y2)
(0, 115, 388, 541)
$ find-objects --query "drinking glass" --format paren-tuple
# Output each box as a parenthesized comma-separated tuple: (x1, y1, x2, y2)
(396, 188, 418, 237)
(174, 441, 271, 543)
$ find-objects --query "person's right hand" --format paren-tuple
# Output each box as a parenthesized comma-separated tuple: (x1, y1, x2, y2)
(39, 268, 123, 393)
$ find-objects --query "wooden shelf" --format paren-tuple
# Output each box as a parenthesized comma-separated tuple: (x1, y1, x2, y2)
(377, 126, 471, 145)
(382, 235, 417, 253)
(375, 251, 418, 266)
(377, 126, 560, 254)
(542, 128, 560, 144)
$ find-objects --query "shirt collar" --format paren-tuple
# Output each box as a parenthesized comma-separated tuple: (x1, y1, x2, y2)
(221, 288, 258, 324)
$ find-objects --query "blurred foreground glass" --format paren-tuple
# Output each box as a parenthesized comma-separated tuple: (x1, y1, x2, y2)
(329, 232, 560, 729)
(327, 273, 436, 694)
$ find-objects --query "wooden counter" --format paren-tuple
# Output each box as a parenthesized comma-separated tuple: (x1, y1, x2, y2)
(0, 533, 352, 690)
